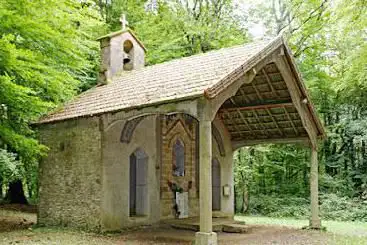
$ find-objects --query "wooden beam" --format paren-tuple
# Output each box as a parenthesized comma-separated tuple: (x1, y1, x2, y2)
(223, 112, 301, 122)
(262, 69, 279, 98)
(232, 88, 290, 99)
(229, 97, 237, 106)
(275, 56, 318, 147)
(230, 127, 303, 135)
(254, 71, 282, 80)
(236, 109, 253, 133)
(219, 101, 293, 112)
(232, 137, 310, 149)
(225, 120, 303, 128)
(250, 81, 263, 100)
(252, 109, 270, 136)
(265, 108, 284, 136)
(224, 110, 244, 139)
(283, 106, 299, 136)
(227, 96, 255, 138)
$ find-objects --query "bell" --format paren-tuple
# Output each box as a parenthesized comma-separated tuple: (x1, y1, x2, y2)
(122, 52, 131, 64)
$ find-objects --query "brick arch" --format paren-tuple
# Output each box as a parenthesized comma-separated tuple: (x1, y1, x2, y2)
(166, 119, 195, 141)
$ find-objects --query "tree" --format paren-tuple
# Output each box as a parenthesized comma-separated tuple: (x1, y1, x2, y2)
(94, 0, 248, 65)
(0, 0, 105, 202)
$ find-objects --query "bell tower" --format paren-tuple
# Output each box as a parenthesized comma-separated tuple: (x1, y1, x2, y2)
(97, 14, 146, 85)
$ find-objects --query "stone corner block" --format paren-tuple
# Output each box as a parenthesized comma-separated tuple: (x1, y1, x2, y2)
(195, 231, 217, 245)
(309, 218, 322, 229)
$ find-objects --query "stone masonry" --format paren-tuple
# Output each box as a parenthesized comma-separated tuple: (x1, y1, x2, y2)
(38, 117, 102, 230)
(160, 114, 199, 219)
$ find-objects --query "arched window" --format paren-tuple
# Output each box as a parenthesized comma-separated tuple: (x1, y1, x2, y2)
(173, 139, 185, 176)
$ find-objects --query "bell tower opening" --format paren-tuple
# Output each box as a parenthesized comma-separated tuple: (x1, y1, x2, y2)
(123, 40, 134, 71)
(97, 13, 146, 85)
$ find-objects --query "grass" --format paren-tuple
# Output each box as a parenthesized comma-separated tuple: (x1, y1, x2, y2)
(235, 215, 367, 245)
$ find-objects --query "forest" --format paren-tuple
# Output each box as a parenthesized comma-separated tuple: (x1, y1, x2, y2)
(0, 0, 366, 222)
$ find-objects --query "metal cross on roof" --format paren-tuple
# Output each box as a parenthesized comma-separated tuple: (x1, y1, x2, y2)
(119, 14, 129, 30)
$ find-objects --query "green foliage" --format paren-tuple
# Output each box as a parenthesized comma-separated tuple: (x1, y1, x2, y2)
(0, 0, 102, 158)
(0, 0, 105, 199)
(95, 0, 248, 64)
(0, 149, 22, 185)
(243, 194, 367, 222)
(234, 145, 310, 196)
(245, 195, 309, 218)
(320, 194, 367, 222)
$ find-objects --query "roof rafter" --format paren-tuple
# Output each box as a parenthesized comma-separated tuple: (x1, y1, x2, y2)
(283, 107, 299, 136)
(219, 100, 293, 112)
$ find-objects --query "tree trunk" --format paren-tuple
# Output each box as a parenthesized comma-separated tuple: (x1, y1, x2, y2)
(6, 180, 28, 204)
(0, 176, 2, 200)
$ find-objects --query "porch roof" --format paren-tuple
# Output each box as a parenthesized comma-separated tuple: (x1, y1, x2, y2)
(215, 43, 325, 147)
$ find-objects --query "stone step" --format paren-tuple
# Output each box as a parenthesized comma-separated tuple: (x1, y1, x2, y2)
(170, 223, 223, 232)
(222, 224, 251, 233)
(170, 223, 199, 231)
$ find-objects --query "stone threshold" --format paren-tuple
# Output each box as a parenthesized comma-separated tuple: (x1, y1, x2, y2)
(162, 217, 251, 233)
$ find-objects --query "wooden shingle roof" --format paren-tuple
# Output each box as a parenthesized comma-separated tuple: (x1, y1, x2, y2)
(38, 36, 290, 124)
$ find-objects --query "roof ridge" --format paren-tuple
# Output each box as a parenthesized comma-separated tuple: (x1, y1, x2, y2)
(112, 38, 271, 82)
(37, 37, 281, 124)
(206, 35, 284, 97)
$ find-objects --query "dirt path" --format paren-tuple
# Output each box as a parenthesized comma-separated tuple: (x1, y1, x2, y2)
(0, 204, 36, 233)
(116, 225, 330, 245)
(0, 205, 365, 245)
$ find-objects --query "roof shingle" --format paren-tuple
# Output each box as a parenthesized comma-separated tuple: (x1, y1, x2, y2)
(39, 38, 281, 124)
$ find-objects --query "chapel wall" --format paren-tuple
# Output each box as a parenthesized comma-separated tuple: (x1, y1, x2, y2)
(101, 114, 160, 230)
(212, 118, 235, 216)
(38, 117, 102, 230)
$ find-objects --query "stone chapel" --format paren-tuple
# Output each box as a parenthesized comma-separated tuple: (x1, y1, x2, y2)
(36, 19, 325, 245)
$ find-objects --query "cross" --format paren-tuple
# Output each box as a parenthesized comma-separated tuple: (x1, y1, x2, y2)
(119, 14, 129, 30)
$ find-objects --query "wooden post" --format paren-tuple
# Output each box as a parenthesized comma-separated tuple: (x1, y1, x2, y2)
(309, 146, 321, 229)
(195, 119, 217, 245)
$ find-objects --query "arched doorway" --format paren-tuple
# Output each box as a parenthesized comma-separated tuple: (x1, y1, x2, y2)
(129, 148, 148, 217)
(212, 158, 221, 211)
